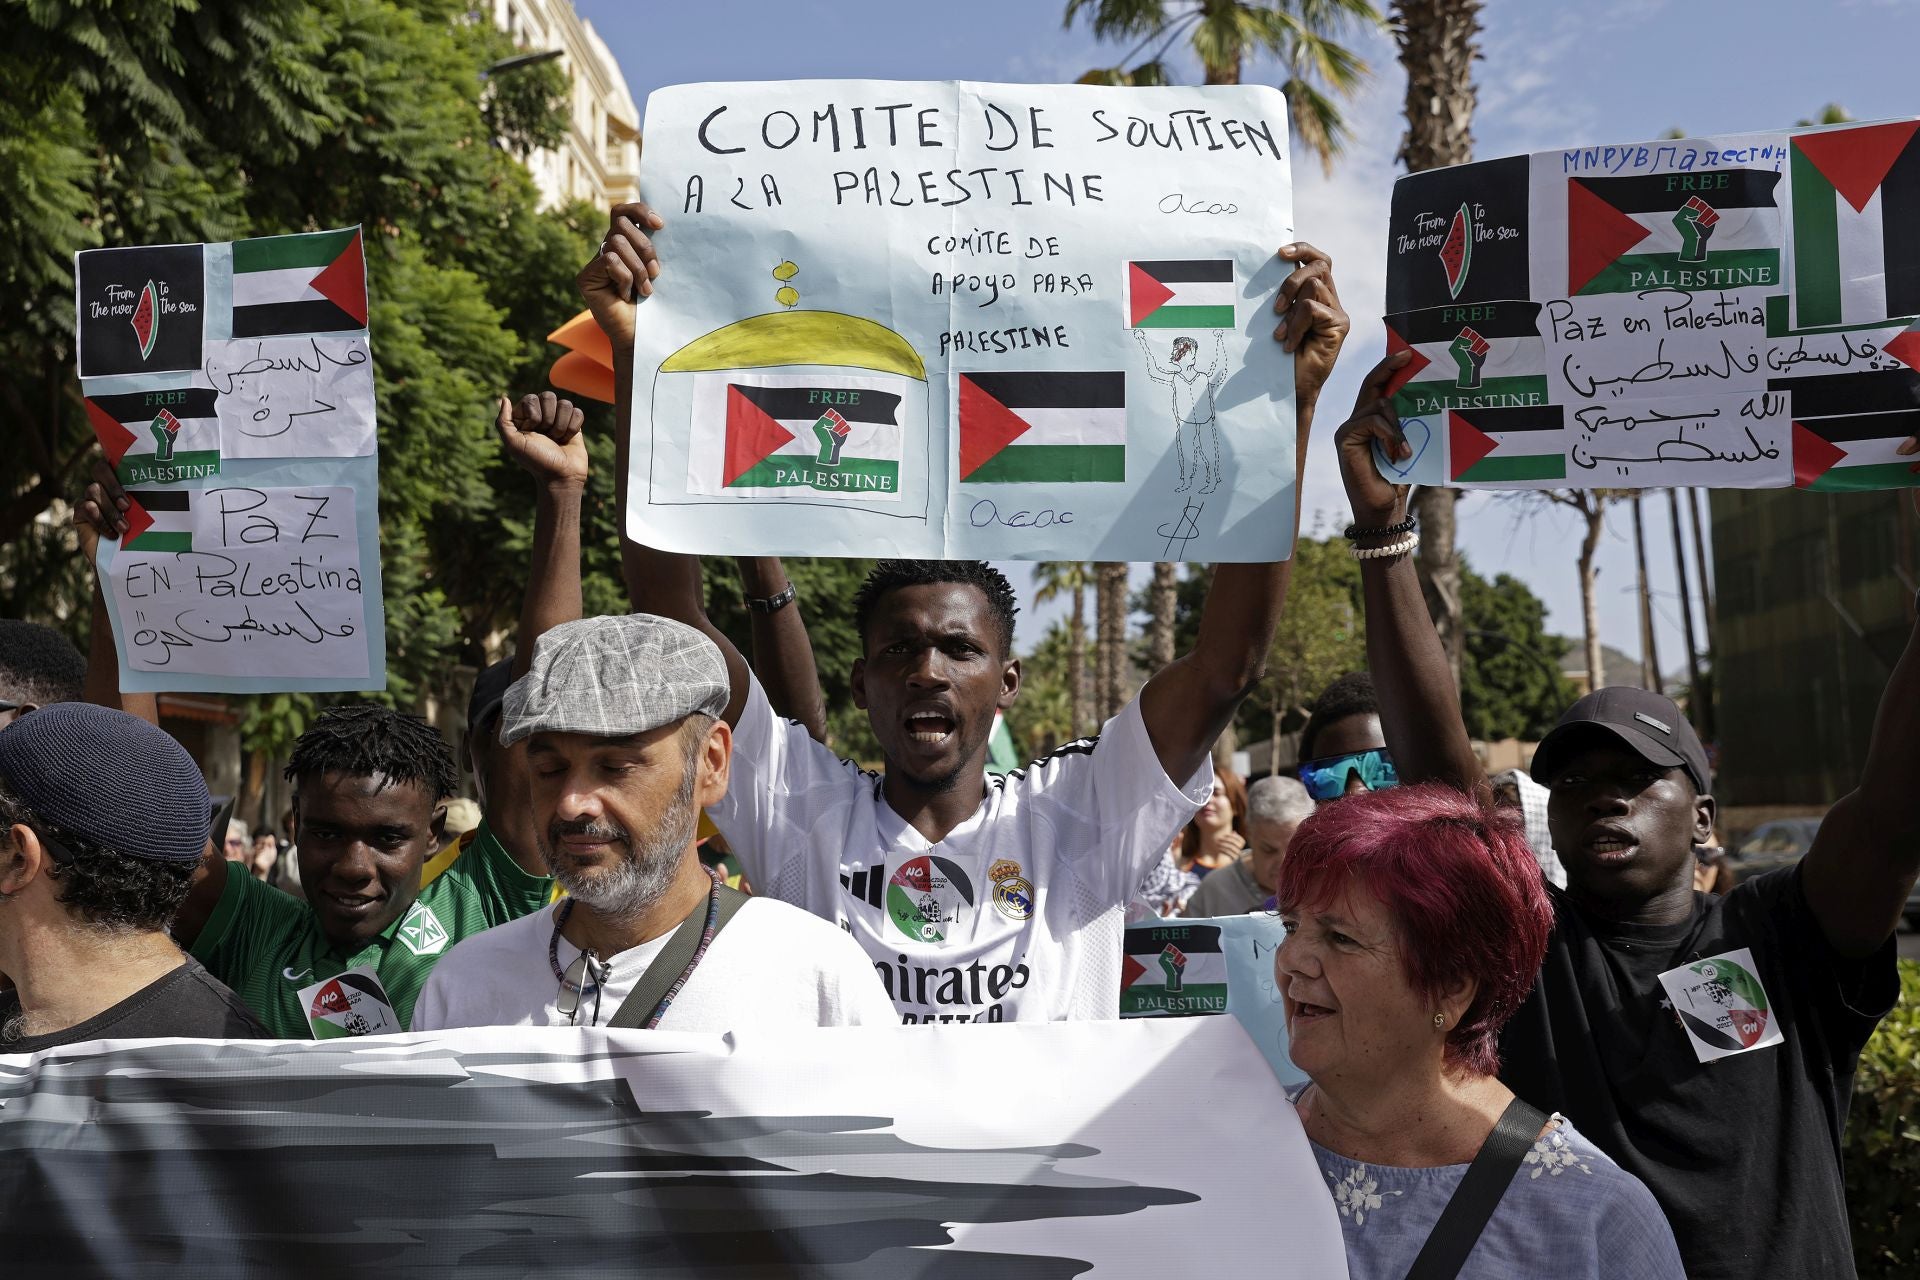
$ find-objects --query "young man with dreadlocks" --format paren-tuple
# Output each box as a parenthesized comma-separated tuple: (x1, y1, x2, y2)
(577, 205, 1351, 1023)
(169, 703, 557, 1038)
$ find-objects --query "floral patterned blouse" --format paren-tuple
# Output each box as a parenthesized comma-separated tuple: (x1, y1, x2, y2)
(1285, 1085, 1685, 1279)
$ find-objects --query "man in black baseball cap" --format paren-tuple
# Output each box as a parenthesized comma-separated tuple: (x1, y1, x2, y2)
(0, 703, 266, 1050)
(1332, 390, 1920, 1279)
(1523, 685, 1717, 915)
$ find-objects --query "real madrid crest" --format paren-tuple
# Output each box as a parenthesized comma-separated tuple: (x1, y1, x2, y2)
(989, 859, 1034, 922)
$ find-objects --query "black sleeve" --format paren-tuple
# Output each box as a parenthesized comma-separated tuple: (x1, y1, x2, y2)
(1768, 865, 1901, 1058)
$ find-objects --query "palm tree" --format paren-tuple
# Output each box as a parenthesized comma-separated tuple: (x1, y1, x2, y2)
(1095, 562, 1133, 720)
(1393, 0, 1483, 690)
(1066, 0, 1385, 173)
(1147, 562, 1180, 669)
(1032, 561, 1094, 737)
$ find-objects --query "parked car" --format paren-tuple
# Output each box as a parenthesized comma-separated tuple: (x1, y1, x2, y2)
(1729, 818, 1822, 884)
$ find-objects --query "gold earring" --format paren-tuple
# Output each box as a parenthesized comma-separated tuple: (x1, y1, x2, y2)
(1433, 1012, 1445, 1029)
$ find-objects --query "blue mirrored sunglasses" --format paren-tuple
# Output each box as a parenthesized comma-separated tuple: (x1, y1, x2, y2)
(1298, 748, 1400, 801)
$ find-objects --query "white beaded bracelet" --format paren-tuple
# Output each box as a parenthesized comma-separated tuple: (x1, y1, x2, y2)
(1350, 531, 1420, 561)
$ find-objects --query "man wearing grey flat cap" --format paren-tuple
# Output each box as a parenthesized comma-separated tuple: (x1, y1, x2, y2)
(411, 613, 894, 1032)
(0, 703, 266, 1050)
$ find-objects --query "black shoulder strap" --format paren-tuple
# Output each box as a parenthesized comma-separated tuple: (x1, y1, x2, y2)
(605, 883, 750, 1030)
(1403, 1097, 1550, 1280)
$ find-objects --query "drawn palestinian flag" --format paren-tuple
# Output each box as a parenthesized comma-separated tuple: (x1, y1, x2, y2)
(1385, 303, 1548, 418)
(231, 227, 369, 338)
(958, 371, 1126, 483)
(84, 388, 221, 483)
(1791, 121, 1920, 327)
(1775, 329, 1920, 488)
(1125, 260, 1234, 329)
(120, 488, 195, 552)
(1567, 170, 1782, 295)
(711, 379, 904, 500)
(1448, 404, 1567, 485)
(1119, 922, 1227, 1016)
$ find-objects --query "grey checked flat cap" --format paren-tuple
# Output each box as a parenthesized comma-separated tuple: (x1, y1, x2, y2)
(499, 614, 730, 745)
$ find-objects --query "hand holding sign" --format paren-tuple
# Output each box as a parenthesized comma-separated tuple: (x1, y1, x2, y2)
(577, 201, 665, 350)
(1273, 242, 1348, 405)
(1334, 350, 1416, 529)
(75, 458, 134, 559)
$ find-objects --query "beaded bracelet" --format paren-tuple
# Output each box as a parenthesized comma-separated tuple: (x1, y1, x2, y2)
(1343, 515, 1415, 541)
(1349, 531, 1420, 561)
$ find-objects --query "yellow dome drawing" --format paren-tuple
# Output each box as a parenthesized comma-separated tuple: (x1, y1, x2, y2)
(660, 310, 927, 381)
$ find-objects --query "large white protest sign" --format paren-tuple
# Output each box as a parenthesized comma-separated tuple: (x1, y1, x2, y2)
(1380, 120, 1920, 493)
(0, 1020, 1347, 1278)
(628, 80, 1298, 563)
(74, 226, 386, 691)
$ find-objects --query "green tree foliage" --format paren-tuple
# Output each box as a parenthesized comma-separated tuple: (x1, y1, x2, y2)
(703, 558, 883, 763)
(0, 0, 606, 759)
(1460, 567, 1576, 741)
(1156, 539, 1568, 757)
(1005, 621, 1080, 760)
(1846, 959, 1920, 1277)
(1065, 0, 1384, 172)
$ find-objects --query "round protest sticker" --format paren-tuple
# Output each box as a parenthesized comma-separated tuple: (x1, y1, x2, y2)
(887, 855, 975, 944)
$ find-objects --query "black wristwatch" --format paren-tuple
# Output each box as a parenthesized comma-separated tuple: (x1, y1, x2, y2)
(746, 585, 797, 614)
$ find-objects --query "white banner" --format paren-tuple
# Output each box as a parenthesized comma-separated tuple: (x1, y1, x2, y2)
(0, 1019, 1345, 1276)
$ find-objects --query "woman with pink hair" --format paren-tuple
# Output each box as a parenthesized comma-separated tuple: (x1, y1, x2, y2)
(1276, 784, 1682, 1279)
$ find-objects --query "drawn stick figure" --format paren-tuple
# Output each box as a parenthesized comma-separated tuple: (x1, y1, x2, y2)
(1135, 329, 1228, 495)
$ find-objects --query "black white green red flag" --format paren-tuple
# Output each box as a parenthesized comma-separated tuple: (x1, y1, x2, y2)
(230, 227, 368, 338)
(958, 371, 1127, 483)
(1566, 170, 1781, 296)
(1790, 121, 1920, 328)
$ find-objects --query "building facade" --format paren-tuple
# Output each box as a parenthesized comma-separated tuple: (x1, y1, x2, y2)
(1709, 487, 1919, 805)
(488, 0, 640, 211)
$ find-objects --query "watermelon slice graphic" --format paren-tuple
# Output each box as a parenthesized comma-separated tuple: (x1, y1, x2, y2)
(1440, 205, 1473, 300)
(131, 279, 159, 361)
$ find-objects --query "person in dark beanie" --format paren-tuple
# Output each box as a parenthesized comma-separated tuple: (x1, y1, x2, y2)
(0, 619, 87, 731)
(0, 704, 265, 1050)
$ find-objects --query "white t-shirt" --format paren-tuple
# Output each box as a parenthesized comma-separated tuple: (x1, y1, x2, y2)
(707, 676, 1213, 1024)
(409, 894, 898, 1031)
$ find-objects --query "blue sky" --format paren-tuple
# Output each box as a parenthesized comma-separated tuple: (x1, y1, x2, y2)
(576, 0, 1920, 667)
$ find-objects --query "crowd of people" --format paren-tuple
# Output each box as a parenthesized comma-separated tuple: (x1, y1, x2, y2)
(0, 203, 1914, 1279)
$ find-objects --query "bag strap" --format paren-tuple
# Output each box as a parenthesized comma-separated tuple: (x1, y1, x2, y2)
(605, 881, 750, 1030)
(1402, 1097, 1550, 1280)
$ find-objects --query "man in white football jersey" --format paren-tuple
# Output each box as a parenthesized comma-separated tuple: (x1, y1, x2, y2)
(575, 201, 1350, 1023)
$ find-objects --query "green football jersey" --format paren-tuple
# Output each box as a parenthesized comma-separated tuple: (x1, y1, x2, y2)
(192, 821, 553, 1038)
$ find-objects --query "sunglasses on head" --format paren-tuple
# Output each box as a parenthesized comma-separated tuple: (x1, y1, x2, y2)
(1298, 748, 1400, 801)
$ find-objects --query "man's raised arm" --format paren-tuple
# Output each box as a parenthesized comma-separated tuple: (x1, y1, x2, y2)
(582, 202, 755, 727)
(496, 392, 588, 680)
(737, 557, 828, 743)
(1137, 243, 1348, 784)
(1330, 352, 1483, 791)
(1802, 464, 1920, 959)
